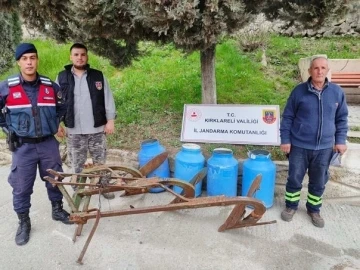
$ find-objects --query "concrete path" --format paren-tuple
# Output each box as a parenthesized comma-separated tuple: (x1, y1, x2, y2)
(0, 106, 359, 270)
(0, 163, 359, 270)
(342, 142, 360, 173)
(349, 105, 360, 128)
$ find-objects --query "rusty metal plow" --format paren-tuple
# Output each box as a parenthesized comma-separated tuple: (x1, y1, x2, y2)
(44, 163, 276, 264)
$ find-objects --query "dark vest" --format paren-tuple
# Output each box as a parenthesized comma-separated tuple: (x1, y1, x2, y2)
(57, 64, 107, 128)
(5, 75, 58, 137)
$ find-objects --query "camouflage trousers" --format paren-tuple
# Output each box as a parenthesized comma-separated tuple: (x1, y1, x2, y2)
(67, 132, 107, 174)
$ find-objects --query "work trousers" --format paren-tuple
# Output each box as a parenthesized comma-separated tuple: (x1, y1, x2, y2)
(67, 132, 106, 173)
(285, 145, 333, 213)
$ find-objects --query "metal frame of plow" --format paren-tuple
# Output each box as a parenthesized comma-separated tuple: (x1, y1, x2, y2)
(45, 163, 276, 264)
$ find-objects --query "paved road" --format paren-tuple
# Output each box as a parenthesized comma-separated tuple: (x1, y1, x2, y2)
(0, 164, 359, 270)
(348, 105, 360, 128)
(0, 105, 359, 269)
(1, 46, 359, 269)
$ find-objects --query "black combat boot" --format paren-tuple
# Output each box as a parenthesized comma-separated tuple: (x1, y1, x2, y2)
(51, 201, 73, 224)
(16, 212, 31, 246)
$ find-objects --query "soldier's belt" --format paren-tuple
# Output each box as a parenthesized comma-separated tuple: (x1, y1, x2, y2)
(19, 136, 51, 144)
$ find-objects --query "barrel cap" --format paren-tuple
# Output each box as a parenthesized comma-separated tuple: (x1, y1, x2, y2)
(141, 138, 158, 145)
(248, 150, 271, 159)
(182, 143, 201, 150)
(213, 148, 233, 154)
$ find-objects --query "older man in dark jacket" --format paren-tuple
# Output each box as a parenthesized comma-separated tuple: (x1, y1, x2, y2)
(280, 56, 348, 228)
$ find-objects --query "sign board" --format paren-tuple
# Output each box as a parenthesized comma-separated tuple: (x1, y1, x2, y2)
(180, 104, 280, 145)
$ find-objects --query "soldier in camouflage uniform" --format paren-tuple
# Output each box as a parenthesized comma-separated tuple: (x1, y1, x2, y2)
(56, 43, 116, 199)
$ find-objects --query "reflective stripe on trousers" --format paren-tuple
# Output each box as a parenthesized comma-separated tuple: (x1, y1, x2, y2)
(285, 145, 332, 212)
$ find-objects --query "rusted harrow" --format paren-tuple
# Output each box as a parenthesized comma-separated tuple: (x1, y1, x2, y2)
(44, 153, 276, 264)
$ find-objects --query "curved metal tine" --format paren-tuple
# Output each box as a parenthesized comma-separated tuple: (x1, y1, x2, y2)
(82, 164, 109, 173)
(107, 165, 144, 178)
(217, 174, 263, 232)
(221, 219, 277, 230)
(120, 177, 164, 197)
(247, 174, 262, 197)
(73, 175, 102, 241)
(218, 199, 267, 232)
(139, 152, 168, 176)
(187, 167, 207, 192)
(83, 165, 144, 179)
(158, 183, 191, 202)
(76, 209, 101, 265)
(160, 179, 195, 203)
(103, 167, 121, 178)
(217, 203, 247, 232)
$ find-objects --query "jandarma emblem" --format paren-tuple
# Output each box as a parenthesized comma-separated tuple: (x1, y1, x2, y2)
(95, 81, 102, 90)
(262, 110, 276, 124)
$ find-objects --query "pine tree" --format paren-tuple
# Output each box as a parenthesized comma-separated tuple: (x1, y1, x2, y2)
(0, 11, 22, 74)
(0, 0, 349, 103)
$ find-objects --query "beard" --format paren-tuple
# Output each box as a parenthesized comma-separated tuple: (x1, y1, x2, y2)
(73, 64, 86, 70)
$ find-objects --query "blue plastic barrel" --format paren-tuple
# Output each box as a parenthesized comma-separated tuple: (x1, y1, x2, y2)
(207, 148, 238, 197)
(174, 143, 205, 197)
(138, 139, 170, 193)
(242, 150, 276, 208)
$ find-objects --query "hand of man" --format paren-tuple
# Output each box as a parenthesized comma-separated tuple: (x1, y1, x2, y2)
(280, 143, 291, 154)
(334, 144, 347, 155)
(56, 125, 66, 138)
(104, 119, 115, 135)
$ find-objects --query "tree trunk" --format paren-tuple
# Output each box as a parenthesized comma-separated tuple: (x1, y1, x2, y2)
(200, 45, 217, 104)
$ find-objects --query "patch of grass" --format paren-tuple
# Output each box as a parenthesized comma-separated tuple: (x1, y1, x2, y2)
(350, 126, 360, 132)
(348, 137, 360, 144)
(1, 36, 360, 160)
(243, 35, 360, 110)
(216, 40, 280, 105)
(0, 39, 118, 81)
(114, 43, 201, 125)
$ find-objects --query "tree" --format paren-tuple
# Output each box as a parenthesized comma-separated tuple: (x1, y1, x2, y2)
(0, 11, 22, 74)
(0, 0, 349, 103)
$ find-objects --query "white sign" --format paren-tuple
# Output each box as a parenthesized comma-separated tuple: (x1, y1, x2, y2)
(181, 104, 280, 145)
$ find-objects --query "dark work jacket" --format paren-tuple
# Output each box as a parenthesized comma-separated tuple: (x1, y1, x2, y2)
(280, 77, 348, 150)
(57, 64, 107, 128)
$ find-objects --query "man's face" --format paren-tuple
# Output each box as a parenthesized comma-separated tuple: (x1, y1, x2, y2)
(308, 58, 329, 85)
(17, 53, 38, 78)
(70, 48, 88, 70)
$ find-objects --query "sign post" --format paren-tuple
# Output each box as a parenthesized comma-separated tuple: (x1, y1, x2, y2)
(180, 104, 280, 145)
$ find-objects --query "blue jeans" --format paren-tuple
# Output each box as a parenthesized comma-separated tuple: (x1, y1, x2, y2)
(285, 145, 333, 213)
